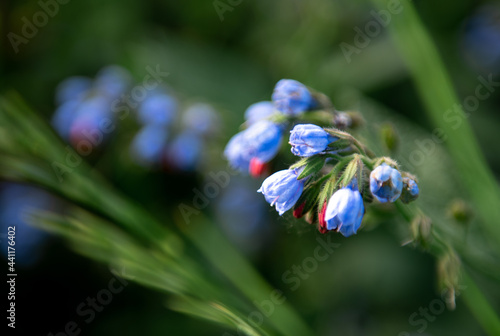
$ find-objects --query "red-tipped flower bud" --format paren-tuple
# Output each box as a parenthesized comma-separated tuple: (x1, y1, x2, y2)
(249, 158, 269, 178)
(293, 202, 306, 218)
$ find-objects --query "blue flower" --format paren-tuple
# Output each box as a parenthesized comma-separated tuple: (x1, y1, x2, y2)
(182, 103, 219, 135)
(224, 131, 250, 172)
(69, 95, 113, 147)
(369, 164, 403, 203)
(130, 125, 168, 166)
(0, 183, 52, 267)
(400, 177, 419, 204)
(94, 65, 131, 99)
(258, 169, 305, 215)
(289, 124, 337, 157)
(138, 93, 177, 127)
(324, 182, 364, 237)
(52, 99, 82, 140)
(272, 79, 314, 116)
(224, 121, 283, 173)
(244, 101, 275, 125)
(167, 131, 203, 171)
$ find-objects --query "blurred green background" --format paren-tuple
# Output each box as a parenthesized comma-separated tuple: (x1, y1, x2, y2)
(1, 0, 500, 335)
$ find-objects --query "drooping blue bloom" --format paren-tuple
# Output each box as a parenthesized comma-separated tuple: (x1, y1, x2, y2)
(94, 65, 131, 99)
(224, 121, 283, 173)
(258, 169, 305, 215)
(55, 76, 92, 105)
(130, 125, 168, 166)
(244, 101, 275, 125)
(272, 79, 314, 116)
(289, 124, 337, 157)
(462, 5, 500, 69)
(0, 184, 52, 267)
(216, 177, 271, 255)
(324, 181, 364, 237)
(138, 93, 177, 127)
(400, 177, 419, 204)
(69, 95, 113, 146)
(182, 103, 219, 135)
(167, 131, 203, 171)
(52, 99, 82, 140)
(224, 131, 251, 172)
(369, 164, 403, 203)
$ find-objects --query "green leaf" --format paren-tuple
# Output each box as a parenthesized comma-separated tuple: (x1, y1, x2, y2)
(297, 156, 325, 180)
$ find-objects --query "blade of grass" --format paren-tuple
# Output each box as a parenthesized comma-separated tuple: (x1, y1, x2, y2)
(178, 215, 315, 336)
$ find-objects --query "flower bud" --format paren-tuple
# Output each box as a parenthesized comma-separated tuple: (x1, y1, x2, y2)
(289, 124, 337, 157)
(318, 201, 329, 234)
(400, 177, 419, 204)
(258, 169, 305, 215)
(369, 164, 403, 203)
(447, 199, 473, 225)
(244, 101, 275, 125)
(272, 79, 314, 116)
(138, 93, 177, 127)
(249, 158, 269, 178)
(324, 181, 364, 237)
(224, 121, 283, 174)
(293, 202, 306, 219)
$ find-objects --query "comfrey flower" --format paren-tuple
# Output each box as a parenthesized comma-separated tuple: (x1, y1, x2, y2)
(258, 169, 305, 215)
(138, 92, 177, 127)
(94, 65, 131, 99)
(324, 181, 364, 237)
(130, 125, 168, 166)
(369, 164, 403, 203)
(244, 101, 275, 125)
(166, 131, 203, 171)
(224, 120, 283, 173)
(289, 124, 337, 157)
(272, 79, 315, 116)
(400, 177, 419, 204)
(182, 103, 219, 135)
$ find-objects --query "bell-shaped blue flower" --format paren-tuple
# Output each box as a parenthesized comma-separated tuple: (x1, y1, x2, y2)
(224, 131, 250, 172)
(289, 124, 337, 157)
(400, 177, 419, 204)
(244, 101, 275, 125)
(224, 121, 283, 173)
(138, 93, 177, 127)
(182, 103, 219, 135)
(324, 181, 364, 237)
(272, 79, 314, 116)
(369, 164, 403, 203)
(258, 169, 305, 215)
(130, 125, 168, 166)
(166, 131, 203, 171)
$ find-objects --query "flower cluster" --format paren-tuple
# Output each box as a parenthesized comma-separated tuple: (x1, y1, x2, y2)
(224, 79, 420, 237)
(131, 90, 219, 171)
(52, 65, 132, 149)
(52, 65, 220, 172)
